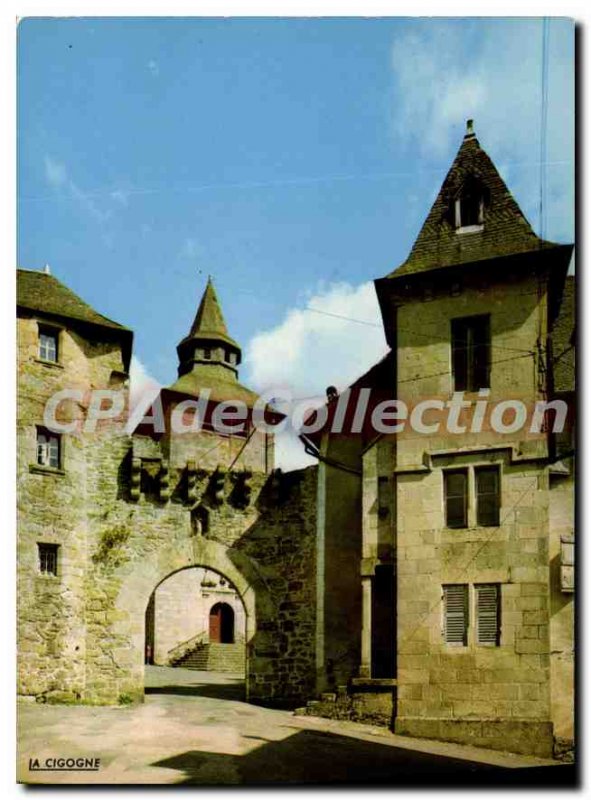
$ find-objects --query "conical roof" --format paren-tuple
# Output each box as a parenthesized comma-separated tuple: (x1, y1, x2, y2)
(178, 277, 240, 351)
(387, 121, 565, 279)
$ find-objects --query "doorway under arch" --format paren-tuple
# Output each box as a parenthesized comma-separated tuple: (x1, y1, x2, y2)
(209, 602, 235, 644)
(108, 536, 275, 703)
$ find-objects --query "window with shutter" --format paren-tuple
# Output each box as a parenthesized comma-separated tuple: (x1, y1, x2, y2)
(451, 315, 490, 392)
(443, 584, 468, 645)
(475, 466, 500, 526)
(444, 469, 468, 528)
(476, 584, 500, 645)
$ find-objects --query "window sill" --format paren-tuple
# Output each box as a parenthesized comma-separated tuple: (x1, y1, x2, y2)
(34, 358, 64, 370)
(443, 524, 500, 532)
(450, 389, 491, 398)
(456, 224, 484, 235)
(29, 464, 65, 477)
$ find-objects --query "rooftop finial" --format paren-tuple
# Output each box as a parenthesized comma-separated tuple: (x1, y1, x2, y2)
(466, 119, 474, 136)
(43, 263, 51, 275)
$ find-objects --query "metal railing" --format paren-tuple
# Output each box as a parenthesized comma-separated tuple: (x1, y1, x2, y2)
(167, 631, 208, 665)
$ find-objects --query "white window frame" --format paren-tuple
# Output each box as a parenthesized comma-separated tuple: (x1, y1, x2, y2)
(38, 326, 59, 363)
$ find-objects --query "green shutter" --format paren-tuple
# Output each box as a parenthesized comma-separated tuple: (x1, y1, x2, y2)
(443, 585, 468, 645)
(476, 584, 500, 645)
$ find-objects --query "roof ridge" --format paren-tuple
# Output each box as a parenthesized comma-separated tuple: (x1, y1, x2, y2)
(385, 122, 558, 280)
(16, 268, 131, 332)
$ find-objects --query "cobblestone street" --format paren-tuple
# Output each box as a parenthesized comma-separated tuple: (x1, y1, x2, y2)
(17, 667, 575, 786)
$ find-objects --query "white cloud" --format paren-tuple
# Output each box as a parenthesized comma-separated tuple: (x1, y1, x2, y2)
(274, 429, 318, 473)
(246, 281, 388, 399)
(44, 156, 67, 187)
(129, 355, 161, 415)
(244, 281, 388, 470)
(43, 154, 111, 223)
(180, 238, 202, 259)
(110, 189, 129, 206)
(390, 18, 574, 243)
(147, 59, 160, 77)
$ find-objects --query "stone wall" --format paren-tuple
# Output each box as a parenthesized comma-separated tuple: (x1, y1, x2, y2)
(395, 456, 554, 757)
(17, 313, 128, 701)
(316, 436, 363, 693)
(18, 312, 318, 709)
(390, 268, 557, 757)
(80, 431, 318, 707)
(549, 467, 575, 755)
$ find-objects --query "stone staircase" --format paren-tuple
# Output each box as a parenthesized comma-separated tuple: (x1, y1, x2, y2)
(173, 642, 245, 674)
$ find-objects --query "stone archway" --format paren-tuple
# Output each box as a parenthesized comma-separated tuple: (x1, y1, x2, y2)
(105, 536, 274, 704)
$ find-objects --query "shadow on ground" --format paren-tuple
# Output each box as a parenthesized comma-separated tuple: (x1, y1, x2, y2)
(151, 728, 577, 787)
(145, 680, 245, 702)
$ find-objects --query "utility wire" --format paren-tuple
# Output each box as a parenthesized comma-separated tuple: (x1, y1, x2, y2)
(19, 158, 572, 204)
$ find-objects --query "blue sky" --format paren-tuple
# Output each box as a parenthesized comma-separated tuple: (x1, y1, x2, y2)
(17, 17, 574, 464)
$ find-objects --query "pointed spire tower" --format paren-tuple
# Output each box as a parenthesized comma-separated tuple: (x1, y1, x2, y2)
(375, 120, 573, 345)
(169, 277, 259, 407)
(176, 277, 241, 380)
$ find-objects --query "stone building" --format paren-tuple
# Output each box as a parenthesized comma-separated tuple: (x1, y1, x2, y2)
(17, 272, 317, 708)
(303, 122, 575, 758)
(16, 121, 574, 760)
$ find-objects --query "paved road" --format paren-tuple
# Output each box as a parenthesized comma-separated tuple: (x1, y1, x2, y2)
(17, 666, 575, 786)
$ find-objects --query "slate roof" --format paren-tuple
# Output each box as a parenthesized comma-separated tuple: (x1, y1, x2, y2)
(178, 277, 240, 352)
(170, 278, 259, 407)
(17, 268, 130, 332)
(551, 275, 576, 394)
(168, 367, 260, 408)
(386, 124, 566, 279)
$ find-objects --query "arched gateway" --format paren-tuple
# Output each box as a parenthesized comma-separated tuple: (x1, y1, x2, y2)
(103, 537, 273, 703)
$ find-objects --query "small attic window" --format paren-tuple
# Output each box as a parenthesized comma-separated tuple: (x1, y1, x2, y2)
(454, 178, 485, 232)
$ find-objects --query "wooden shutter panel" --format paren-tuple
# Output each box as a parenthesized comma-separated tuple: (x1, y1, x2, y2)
(473, 316, 490, 390)
(445, 470, 468, 528)
(444, 585, 468, 645)
(476, 584, 500, 645)
(451, 320, 468, 391)
(476, 466, 500, 526)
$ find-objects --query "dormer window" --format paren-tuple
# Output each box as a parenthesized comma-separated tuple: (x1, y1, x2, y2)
(454, 177, 485, 233)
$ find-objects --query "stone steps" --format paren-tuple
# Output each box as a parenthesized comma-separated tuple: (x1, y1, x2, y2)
(173, 642, 245, 673)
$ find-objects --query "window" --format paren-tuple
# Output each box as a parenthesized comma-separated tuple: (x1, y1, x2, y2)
(454, 177, 485, 230)
(444, 469, 468, 528)
(475, 466, 500, 526)
(38, 543, 59, 576)
(39, 328, 58, 362)
(36, 429, 61, 469)
(443, 584, 468, 645)
(476, 584, 500, 645)
(451, 315, 490, 391)
(203, 348, 211, 360)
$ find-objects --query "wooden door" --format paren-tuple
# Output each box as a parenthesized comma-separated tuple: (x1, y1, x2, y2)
(209, 605, 222, 643)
